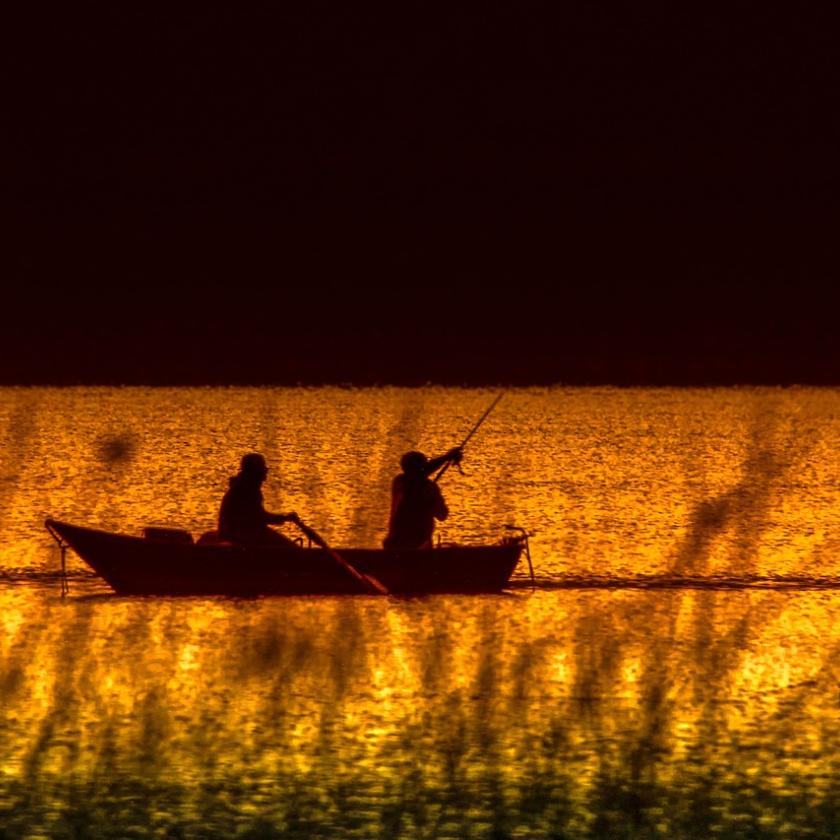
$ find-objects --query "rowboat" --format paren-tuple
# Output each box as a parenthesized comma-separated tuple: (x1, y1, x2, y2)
(45, 519, 527, 596)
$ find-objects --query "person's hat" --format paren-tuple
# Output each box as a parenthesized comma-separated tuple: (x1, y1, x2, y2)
(240, 452, 268, 474)
(400, 450, 427, 474)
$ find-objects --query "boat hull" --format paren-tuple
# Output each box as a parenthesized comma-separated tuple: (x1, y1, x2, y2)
(45, 520, 523, 596)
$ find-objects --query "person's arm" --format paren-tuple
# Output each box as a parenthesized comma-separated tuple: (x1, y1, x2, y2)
(264, 510, 301, 526)
(424, 447, 463, 476)
(389, 475, 404, 518)
(431, 484, 449, 521)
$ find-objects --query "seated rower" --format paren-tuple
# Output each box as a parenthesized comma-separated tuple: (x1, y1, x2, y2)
(383, 447, 462, 550)
(218, 452, 300, 546)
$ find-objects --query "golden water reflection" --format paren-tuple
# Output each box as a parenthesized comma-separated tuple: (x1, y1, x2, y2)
(3, 590, 840, 836)
(3, 387, 840, 835)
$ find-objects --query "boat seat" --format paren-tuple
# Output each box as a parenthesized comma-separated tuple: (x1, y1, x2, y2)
(196, 530, 235, 546)
(143, 527, 194, 544)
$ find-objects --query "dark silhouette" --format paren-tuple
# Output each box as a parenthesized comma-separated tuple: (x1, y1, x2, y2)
(218, 453, 300, 546)
(384, 447, 462, 549)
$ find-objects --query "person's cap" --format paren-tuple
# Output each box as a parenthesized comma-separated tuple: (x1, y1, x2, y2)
(400, 450, 427, 474)
(240, 452, 268, 474)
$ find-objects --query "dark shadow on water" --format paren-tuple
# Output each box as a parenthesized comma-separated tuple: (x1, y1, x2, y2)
(510, 574, 840, 591)
(670, 401, 818, 578)
(0, 569, 98, 582)
(94, 433, 137, 466)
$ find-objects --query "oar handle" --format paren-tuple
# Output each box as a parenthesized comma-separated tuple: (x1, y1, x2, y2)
(293, 518, 325, 548)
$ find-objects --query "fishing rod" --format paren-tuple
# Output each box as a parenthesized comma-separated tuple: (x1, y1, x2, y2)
(433, 392, 505, 483)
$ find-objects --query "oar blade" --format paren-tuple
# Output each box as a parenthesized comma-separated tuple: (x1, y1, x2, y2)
(360, 572, 389, 595)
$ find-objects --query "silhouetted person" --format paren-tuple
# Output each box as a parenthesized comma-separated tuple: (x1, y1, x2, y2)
(218, 453, 300, 546)
(383, 447, 462, 549)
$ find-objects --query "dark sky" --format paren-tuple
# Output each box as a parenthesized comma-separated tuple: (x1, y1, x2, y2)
(4, 6, 838, 384)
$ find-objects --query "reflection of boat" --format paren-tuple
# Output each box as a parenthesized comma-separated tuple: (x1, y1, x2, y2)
(45, 519, 525, 596)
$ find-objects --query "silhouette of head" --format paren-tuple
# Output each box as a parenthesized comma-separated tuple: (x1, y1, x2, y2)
(401, 450, 427, 475)
(240, 452, 268, 480)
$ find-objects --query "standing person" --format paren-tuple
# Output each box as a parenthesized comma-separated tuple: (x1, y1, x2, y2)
(383, 447, 462, 549)
(218, 452, 300, 546)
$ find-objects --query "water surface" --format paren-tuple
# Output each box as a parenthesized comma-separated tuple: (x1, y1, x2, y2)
(3, 386, 840, 838)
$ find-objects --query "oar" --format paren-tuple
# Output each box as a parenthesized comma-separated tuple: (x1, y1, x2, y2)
(294, 518, 389, 595)
(434, 392, 505, 483)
